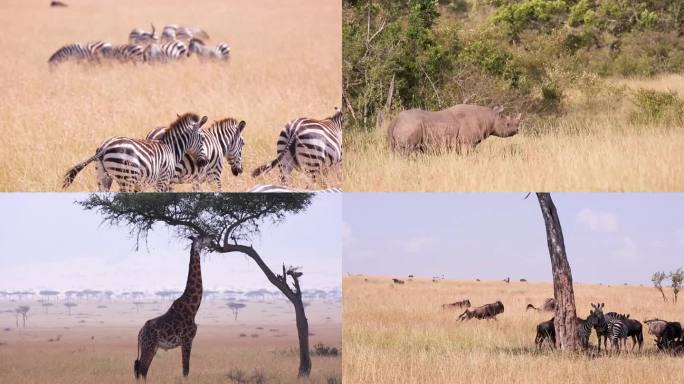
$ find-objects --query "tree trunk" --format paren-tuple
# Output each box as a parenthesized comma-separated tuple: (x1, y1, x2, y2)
(536, 193, 581, 351)
(294, 301, 312, 377)
(658, 287, 668, 303)
(218, 243, 312, 377)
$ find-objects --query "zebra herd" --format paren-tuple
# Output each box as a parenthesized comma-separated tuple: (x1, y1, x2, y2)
(535, 302, 683, 354)
(62, 109, 343, 192)
(48, 24, 230, 66)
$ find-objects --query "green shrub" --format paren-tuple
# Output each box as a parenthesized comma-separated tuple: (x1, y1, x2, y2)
(631, 89, 684, 125)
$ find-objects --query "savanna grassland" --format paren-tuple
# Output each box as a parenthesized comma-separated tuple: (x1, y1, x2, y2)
(343, 276, 684, 384)
(0, 297, 341, 383)
(0, 0, 341, 192)
(342, 1, 684, 191)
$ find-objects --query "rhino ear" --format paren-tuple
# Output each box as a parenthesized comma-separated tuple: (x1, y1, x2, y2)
(493, 105, 504, 115)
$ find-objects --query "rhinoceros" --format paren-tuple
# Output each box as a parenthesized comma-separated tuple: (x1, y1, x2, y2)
(387, 104, 521, 154)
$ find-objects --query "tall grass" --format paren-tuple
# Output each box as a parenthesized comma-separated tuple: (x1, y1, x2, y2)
(0, 0, 341, 191)
(343, 276, 684, 384)
(343, 76, 684, 192)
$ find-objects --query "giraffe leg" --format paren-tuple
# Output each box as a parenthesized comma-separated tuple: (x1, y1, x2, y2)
(181, 339, 193, 377)
(135, 342, 157, 380)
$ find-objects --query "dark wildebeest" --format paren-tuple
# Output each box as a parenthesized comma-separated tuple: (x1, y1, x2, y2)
(535, 317, 555, 349)
(644, 319, 682, 345)
(387, 104, 521, 154)
(442, 299, 471, 310)
(526, 298, 556, 312)
(392, 278, 405, 285)
(655, 322, 683, 350)
(458, 301, 504, 321)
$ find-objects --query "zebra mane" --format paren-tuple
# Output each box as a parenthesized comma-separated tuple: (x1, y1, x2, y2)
(211, 117, 241, 128)
(168, 113, 200, 132)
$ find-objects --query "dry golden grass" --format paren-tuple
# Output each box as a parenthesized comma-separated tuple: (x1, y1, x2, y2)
(0, 298, 341, 383)
(343, 276, 684, 384)
(0, 0, 341, 192)
(343, 76, 684, 192)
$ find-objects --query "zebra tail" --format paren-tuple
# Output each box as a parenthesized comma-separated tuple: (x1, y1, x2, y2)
(62, 153, 99, 189)
(133, 327, 143, 379)
(251, 157, 280, 177)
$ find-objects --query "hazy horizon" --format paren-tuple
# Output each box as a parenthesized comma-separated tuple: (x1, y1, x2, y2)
(343, 193, 684, 285)
(0, 193, 341, 292)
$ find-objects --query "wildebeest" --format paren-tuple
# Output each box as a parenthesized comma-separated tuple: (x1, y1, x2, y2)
(392, 278, 404, 285)
(535, 317, 555, 349)
(458, 301, 504, 321)
(655, 321, 683, 350)
(387, 104, 521, 154)
(526, 298, 556, 312)
(644, 319, 682, 346)
(442, 299, 471, 310)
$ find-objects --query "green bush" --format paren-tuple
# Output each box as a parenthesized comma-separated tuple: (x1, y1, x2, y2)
(631, 89, 684, 125)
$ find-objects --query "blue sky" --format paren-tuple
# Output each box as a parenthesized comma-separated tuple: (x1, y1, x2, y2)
(343, 193, 684, 285)
(0, 193, 341, 292)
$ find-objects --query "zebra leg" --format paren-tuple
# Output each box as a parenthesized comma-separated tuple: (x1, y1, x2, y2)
(95, 162, 112, 192)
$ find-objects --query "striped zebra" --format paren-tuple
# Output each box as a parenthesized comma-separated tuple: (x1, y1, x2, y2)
(252, 108, 342, 186)
(129, 24, 157, 44)
(589, 303, 610, 351)
(161, 25, 177, 43)
(62, 113, 209, 192)
(48, 41, 112, 66)
(247, 184, 342, 193)
(105, 44, 145, 63)
(143, 41, 188, 63)
(188, 38, 230, 60)
(606, 313, 630, 352)
(576, 316, 596, 349)
(145, 118, 246, 191)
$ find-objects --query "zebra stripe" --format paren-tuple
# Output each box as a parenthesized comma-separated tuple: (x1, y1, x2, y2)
(62, 113, 209, 192)
(607, 315, 629, 352)
(576, 317, 593, 349)
(247, 184, 342, 193)
(188, 38, 231, 60)
(252, 108, 342, 186)
(143, 41, 188, 62)
(48, 41, 112, 66)
(146, 118, 246, 191)
(105, 44, 145, 63)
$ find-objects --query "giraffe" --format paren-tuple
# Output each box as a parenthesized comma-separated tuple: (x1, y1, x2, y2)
(133, 235, 211, 380)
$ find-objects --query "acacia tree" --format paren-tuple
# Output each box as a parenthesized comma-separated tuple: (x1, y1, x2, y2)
(652, 271, 669, 302)
(227, 302, 246, 320)
(670, 268, 683, 304)
(536, 193, 580, 351)
(78, 193, 315, 377)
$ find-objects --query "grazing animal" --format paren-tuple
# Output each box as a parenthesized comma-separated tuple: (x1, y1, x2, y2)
(442, 299, 471, 309)
(577, 315, 598, 349)
(146, 118, 246, 191)
(252, 108, 342, 186)
(589, 303, 610, 352)
(527, 298, 556, 312)
(392, 278, 404, 284)
(246, 184, 341, 193)
(658, 322, 683, 349)
(133, 236, 210, 380)
(606, 313, 630, 352)
(63, 113, 209, 192)
(387, 104, 521, 154)
(104, 44, 145, 63)
(144, 41, 188, 63)
(188, 38, 230, 60)
(644, 319, 682, 346)
(623, 318, 644, 351)
(48, 41, 111, 66)
(535, 317, 555, 349)
(458, 301, 504, 321)
(129, 24, 157, 44)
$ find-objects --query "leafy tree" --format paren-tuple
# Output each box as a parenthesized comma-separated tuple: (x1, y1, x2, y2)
(670, 268, 683, 304)
(227, 302, 247, 320)
(652, 271, 668, 302)
(78, 193, 315, 378)
(64, 302, 77, 316)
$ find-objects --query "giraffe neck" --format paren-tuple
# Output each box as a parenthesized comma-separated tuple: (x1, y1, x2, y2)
(177, 244, 203, 316)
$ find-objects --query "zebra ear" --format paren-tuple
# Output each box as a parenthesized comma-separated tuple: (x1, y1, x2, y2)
(237, 121, 246, 133)
(199, 115, 208, 127)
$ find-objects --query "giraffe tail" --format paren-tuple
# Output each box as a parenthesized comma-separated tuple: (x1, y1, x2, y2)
(133, 327, 143, 379)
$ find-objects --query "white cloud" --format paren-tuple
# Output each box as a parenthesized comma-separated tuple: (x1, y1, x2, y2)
(390, 235, 438, 254)
(576, 208, 619, 233)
